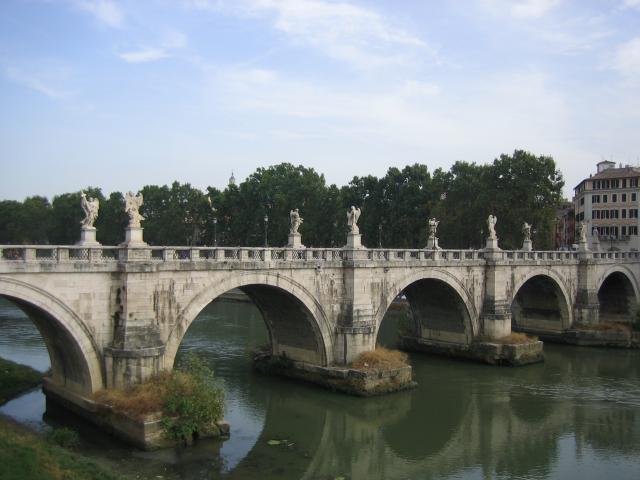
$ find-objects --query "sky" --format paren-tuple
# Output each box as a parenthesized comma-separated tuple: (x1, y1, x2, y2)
(1, 0, 639, 201)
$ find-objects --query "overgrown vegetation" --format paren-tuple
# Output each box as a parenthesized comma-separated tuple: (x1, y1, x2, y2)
(1, 151, 564, 249)
(45, 427, 80, 449)
(350, 347, 409, 371)
(576, 322, 633, 333)
(0, 417, 122, 480)
(0, 356, 42, 404)
(94, 354, 224, 443)
(493, 332, 539, 344)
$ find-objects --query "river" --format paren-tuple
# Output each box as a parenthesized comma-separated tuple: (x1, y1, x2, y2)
(1, 296, 639, 479)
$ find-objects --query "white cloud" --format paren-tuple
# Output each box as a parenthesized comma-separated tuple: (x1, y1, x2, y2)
(613, 37, 640, 78)
(510, 0, 561, 18)
(479, 0, 561, 19)
(624, 0, 640, 10)
(117, 30, 187, 64)
(118, 47, 169, 63)
(72, 0, 124, 28)
(189, 0, 435, 69)
(5, 66, 71, 99)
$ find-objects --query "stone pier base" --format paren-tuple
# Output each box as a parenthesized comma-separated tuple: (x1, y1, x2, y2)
(399, 336, 544, 366)
(42, 378, 230, 450)
(252, 352, 416, 396)
(514, 326, 640, 349)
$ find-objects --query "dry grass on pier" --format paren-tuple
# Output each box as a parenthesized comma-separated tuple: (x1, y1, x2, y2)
(93, 372, 170, 419)
(493, 332, 539, 344)
(351, 347, 409, 372)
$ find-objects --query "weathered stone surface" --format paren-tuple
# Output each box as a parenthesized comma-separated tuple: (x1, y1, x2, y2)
(399, 336, 544, 366)
(252, 352, 416, 396)
(0, 245, 638, 397)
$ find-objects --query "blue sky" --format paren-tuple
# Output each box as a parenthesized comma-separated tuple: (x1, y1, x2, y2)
(1, 0, 639, 200)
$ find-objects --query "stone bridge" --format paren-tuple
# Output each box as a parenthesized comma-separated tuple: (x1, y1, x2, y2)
(1, 243, 638, 401)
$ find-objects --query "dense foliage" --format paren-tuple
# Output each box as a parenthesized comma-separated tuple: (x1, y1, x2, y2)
(0, 150, 564, 250)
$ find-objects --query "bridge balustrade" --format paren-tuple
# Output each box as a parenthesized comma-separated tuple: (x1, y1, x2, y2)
(1, 245, 638, 268)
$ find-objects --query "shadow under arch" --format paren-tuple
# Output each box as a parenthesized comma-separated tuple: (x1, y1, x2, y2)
(164, 272, 333, 369)
(374, 269, 477, 345)
(510, 270, 572, 333)
(0, 277, 103, 394)
(597, 266, 639, 323)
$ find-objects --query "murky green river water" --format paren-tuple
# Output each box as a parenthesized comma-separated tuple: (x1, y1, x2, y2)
(1, 297, 639, 479)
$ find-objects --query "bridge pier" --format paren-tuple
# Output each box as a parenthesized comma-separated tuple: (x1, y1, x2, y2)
(574, 257, 600, 325)
(481, 257, 513, 340)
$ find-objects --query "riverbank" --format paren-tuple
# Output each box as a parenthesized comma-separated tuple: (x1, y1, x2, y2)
(0, 415, 124, 480)
(0, 356, 42, 404)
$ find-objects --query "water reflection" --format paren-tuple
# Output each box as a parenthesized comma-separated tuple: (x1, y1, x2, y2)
(0, 297, 639, 479)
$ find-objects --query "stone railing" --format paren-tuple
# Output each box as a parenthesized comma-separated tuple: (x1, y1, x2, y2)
(1, 245, 638, 266)
(366, 249, 485, 261)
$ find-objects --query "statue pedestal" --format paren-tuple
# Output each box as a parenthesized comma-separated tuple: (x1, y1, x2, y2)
(485, 237, 500, 251)
(522, 239, 532, 251)
(426, 236, 441, 250)
(345, 233, 363, 249)
(120, 227, 147, 247)
(591, 236, 600, 252)
(287, 233, 305, 248)
(77, 227, 101, 246)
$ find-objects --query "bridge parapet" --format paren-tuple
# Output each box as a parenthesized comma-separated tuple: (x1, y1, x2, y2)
(2, 245, 638, 273)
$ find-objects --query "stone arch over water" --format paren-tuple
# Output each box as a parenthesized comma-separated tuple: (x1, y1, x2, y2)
(164, 272, 333, 369)
(597, 267, 639, 323)
(510, 271, 572, 332)
(0, 277, 103, 394)
(375, 269, 477, 345)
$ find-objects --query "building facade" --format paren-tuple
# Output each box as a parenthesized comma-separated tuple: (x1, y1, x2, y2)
(555, 201, 575, 250)
(574, 160, 640, 250)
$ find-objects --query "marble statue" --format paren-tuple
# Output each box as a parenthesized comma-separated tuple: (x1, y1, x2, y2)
(125, 191, 144, 228)
(80, 191, 99, 228)
(289, 208, 303, 234)
(347, 206, 361, 235)
(428, 218, 439, 239)
(578, 221, 588, 243)
(487, 215, 497, 240)
(522, 222, 532, 241)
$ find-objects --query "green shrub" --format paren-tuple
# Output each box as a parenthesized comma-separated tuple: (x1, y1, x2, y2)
(161, 354, 225, 443)
(46, 427, 80, 449)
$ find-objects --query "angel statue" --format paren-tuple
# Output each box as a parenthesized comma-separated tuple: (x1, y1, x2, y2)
(80, 191, 99, 228)
(289, 208, 303, 234)
(487, 214, 498, 240)
(522, 222, 532, 241)
(347, 206, 361, 235)
(428, 218, 439, 239)
(578, 221, 588, 243)
(125, 191, 145, 228)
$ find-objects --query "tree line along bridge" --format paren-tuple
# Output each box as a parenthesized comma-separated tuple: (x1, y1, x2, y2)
(0, 243, 638, 403)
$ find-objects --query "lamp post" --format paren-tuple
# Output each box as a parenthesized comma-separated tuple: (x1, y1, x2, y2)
(378, 224, 383, 248)
(213, 217, 218, 246)
(264, 214, 269, 247)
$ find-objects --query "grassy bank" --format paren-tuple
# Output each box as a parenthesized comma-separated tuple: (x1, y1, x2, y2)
(0, 417, 123, 480)
(0, 356, 42, 404)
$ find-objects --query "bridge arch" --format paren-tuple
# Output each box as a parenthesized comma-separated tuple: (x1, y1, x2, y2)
(596, 266, 639, 323)
(374, 269, 478, 345)
(510, 269, 572, 332)
(0, 277, 103, 394)
(164, 272, 333, 369)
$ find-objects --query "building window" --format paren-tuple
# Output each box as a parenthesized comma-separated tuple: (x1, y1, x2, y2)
(623, 209, 627, 219)
(603, 194, 608, 203)
(623, 179, 627, 188)
(613, 194, 617, 202)
(623, 193, 627, 202)
(592, 194, 600, 203)
(631, 226, 638, 235)
(622, 226, 627, 236)
(633, 193, 637, 202)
